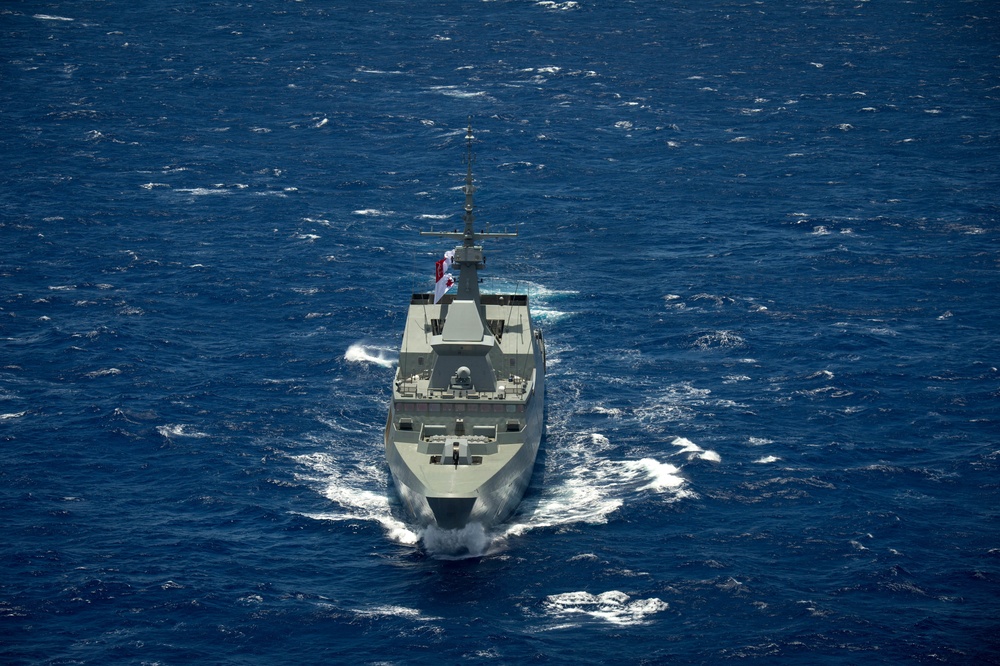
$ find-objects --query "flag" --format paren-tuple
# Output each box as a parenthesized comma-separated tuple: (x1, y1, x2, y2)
(433, 250, 455, 304)
(434, 272, 454, 304)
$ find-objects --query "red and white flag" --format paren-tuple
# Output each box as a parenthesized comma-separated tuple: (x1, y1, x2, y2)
(433, 250, 455, 304)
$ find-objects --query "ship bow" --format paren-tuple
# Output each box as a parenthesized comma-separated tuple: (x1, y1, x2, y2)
(426, 496, 477, 530)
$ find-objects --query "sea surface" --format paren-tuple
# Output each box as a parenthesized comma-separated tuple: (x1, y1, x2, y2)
(2, 1, 999, 663)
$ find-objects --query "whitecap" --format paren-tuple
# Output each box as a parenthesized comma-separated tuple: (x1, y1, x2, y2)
(632, 458, 686, 491)
(1, 411, 27, 420)
(692, 330, 745, 350)
(85, 368, 121, 378)
(634, 382, 711, 423)
(536, 1, 580, 10)
(438, 89, 486, 99)
(344, 343, 396, 368)
(157, 424, 209, 438)
(530, 306, 571, 323)
(588, 405, 623, 418)
(351, 604, 440, 621)
(34, 14, 74, 21)
(753, 456, 781, 464)
(543, 590, 668, 626)
(293, 453, 420, 546)
(505, 436, 692, 538)
(352, 209, 393, 216)
(175, 187, 230, 196)
(672, 437, 721, 463)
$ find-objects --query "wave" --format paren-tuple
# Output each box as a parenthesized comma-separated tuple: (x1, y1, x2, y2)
(673, 437, 722, 463)
(344, 343, 396, 368)
(503, 432, 694, 539)
(292, 452, 421, 547)
(156, 424, 209, 438)
(542, 590, 668, 627)
(294, 428, 695, 558)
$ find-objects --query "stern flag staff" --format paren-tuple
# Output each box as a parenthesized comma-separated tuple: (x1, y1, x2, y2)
(433, 250, 455, 304)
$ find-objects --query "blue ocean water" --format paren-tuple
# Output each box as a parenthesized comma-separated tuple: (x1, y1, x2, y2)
(2, 0, 999, 662)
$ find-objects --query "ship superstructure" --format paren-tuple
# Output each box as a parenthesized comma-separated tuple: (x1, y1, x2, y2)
(384, 126, 545, 530)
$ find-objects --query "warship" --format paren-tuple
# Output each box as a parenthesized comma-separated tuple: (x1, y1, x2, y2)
(384, 126, 545, 530)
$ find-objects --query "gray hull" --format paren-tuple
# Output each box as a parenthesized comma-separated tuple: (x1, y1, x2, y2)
(385, 362, 544, 529)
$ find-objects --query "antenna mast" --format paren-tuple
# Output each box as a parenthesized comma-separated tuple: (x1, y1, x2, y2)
(421, 120, 517, 303)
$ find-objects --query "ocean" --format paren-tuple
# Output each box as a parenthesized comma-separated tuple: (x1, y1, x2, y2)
(2, 0, 999, 663)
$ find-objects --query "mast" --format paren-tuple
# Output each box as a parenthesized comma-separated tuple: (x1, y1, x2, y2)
(421, 121, 516, 304)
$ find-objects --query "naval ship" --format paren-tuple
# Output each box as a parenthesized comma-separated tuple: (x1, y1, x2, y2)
(384, 126, 545, 530)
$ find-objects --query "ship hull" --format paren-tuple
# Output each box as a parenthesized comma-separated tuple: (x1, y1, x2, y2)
(385, 365, 544, 530)
(383, 126, 545, 532)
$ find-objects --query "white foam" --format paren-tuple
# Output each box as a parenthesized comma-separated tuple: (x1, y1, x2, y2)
(293, 452, 420, 546)
(530, 306, 571, 323)
(421, 523, 492, 559)
(753, 456, 781, 464)
(504, 434, 692, 538)
(34, 14, 75, 21)
(175, 187, 230, 196)
(157, 424, 209, 438)
(85, 368, 121, 378)
(351, 605, 440, 621)
(672, 437, 721, 463)
(1, 411, 27, 420)
(536, 1, 580, 10)
(634, 382, 717, 424)
(692, 330, 745, 350)
(352, 209, 393, 216)
(633, 458, 686, 491)
(543, 590, 668, 626)
(344, 343, 396, 368)
(588, 406, 623, 418)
